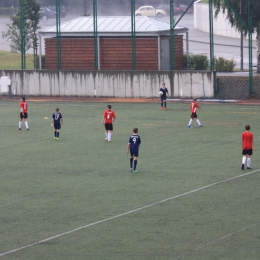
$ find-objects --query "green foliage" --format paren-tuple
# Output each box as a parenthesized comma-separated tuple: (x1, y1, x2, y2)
(2, 0, 41, 69)
(183, 54, 209, 70)
(214, 56, 236, 72)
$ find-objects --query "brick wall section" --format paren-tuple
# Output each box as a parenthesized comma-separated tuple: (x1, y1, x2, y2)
(45, 38, 95, 70)
(216, 76, 260, 99)
(45, 36, 183, 70)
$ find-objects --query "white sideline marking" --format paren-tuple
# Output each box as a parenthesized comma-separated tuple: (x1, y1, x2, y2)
(171, 223, 259, 259)
(0, 169, 259, 257)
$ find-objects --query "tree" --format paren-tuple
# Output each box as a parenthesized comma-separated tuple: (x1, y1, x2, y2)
(2, 0, 41, 69)
(213, 0, 260, 73)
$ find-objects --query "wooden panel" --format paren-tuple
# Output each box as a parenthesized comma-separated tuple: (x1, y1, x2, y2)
(44, 36, 184, 70)
(45, 38, 95, 70)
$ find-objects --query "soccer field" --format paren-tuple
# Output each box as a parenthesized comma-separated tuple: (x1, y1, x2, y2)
(0, 99, 259, 260)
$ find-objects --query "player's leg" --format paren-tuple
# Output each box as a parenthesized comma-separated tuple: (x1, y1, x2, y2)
(133, 156, 138, 172)
(188, 114, 193, 127)
(241, 150, 247, 170)
(160, 97, 164, 109)
(130, 153, 133, 171)
(163, 99, 167, 109)
(196, 117, 203, 126)
(246, 151, 252, 169)
(133, 152, 139, 173)
(18, 113, 22, 130)
(24, 119, 29, 130)
(107, 124, 113, 142)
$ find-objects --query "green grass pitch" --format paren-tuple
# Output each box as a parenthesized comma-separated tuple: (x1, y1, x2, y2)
(0, 99, 260, 260)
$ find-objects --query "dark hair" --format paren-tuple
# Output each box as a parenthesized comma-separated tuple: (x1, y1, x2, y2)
(193, 98, 197, 101)
(245, 125, 250, 131)
(162, 83, 165, 86)
(22, 96, 25, 101)
(56, 108, 59, 112)
(107, 105, 111, 109)
(133, 128, 138, 133)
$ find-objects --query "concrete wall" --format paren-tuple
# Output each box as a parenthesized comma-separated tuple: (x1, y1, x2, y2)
(194, 2, 256, 40)
(1, 70, 214, 99)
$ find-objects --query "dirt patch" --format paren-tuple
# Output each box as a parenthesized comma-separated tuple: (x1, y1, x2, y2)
(1, 95, 260, 105)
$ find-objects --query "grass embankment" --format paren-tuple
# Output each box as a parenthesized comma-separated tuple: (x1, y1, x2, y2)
(0, 50, 34, 69)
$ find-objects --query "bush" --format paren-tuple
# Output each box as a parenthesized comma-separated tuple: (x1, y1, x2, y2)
(214, 56, 236, 72)
(183, 54, 209, 70)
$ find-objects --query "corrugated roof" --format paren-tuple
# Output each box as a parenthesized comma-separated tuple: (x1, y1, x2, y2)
(39, 16, 188, 37)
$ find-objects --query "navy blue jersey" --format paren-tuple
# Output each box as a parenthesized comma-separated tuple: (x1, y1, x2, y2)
(52, 112, 62, 129)
(52, 112, 62, 122)
(128, 134, 141, 152)
(159, 87, 168, 99)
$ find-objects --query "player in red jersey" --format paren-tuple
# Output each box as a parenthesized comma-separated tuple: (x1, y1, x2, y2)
(18, 96, 29, 130)
(101, 105, 116, 142)
(241, 125, 255, 170)
(187, 98, 203, 127)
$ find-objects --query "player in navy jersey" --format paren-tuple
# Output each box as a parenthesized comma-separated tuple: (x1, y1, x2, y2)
(51, 108, 63, 140)
(127, 128, 141, 173)
(159, 83, 169, 110)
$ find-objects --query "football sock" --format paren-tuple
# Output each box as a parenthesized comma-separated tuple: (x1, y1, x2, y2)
(161, 102, 163, 107)
(105, 132, 108, 139)
(25, 121, 28, 129)
(247, 158, 251, 167)
(57, 132, 60, 138)
(54, 131, 56, 137)
(19, 122, 22, 129)
(188, 119, 192, 125)
(164, 102, 166, 108)
(242, 156, 246, 164)
(196, 119, 201, 125)
(134, 160, 137, 170)
(130, 158, 133, 168)
(108, 133, 111, 141)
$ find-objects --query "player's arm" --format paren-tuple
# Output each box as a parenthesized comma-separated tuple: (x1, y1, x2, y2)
(126, 143, 130, 154)
(61, 118, 63, 124)
(51, 118, 54, 127)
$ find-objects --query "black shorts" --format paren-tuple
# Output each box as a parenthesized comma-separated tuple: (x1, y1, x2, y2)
(161, 96, 167, 101)
(242, 149, 253, 155)
(191, 112, 197, 119)
(20, 112, 28, 119)
(105, 123, 113, 131)
(130, 150, 139, 157)
(54, 123, 61, 130)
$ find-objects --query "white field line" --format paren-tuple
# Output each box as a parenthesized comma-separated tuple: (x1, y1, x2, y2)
(171, 222, 259, 259)
(0, 168, 259, 257)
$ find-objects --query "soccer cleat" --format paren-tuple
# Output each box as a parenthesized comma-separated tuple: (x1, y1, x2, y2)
(199, 124, 204, 127)
(160, 107, 164, 110)
(105, 138, 108, 140)
(247, 167, 252, 169)
(241, 164, 245, 170)
(54, 137, 57, 140)
(56, 138, 59, 141)
(27, 128, 29, 131)
(18, 128, 21, 130)
(133, 170, 138, 173)
(164, 108, 167, 110)
(188, 125, 192, 128)
(130, 168, 133, 172)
